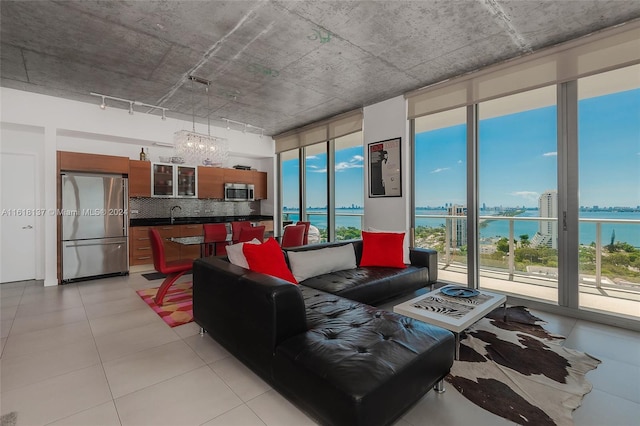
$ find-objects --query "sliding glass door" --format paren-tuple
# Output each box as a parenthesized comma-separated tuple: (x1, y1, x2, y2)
(477, 87, 558, 303)
(413, 108, 467, 282)
(577, 65, 640, 319)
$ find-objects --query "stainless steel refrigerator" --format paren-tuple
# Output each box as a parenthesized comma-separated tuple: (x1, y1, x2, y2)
(61, 173, 128, 282)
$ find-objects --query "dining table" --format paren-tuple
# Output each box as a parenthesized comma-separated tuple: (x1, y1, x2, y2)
(170, 235, 232, 258)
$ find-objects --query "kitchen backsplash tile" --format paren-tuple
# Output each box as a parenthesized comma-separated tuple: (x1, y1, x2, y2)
(129, 198, 259, 218)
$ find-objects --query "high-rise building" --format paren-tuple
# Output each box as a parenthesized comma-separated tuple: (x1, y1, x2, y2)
(447, 204, 467, 248)
(531, 190, 558, 249)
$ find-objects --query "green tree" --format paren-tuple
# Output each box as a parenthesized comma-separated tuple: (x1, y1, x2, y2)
(519, 234, 530, 247)
(496, 238, 510, 254)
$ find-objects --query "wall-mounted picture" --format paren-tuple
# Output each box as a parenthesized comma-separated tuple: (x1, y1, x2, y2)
(368, 137, 402, 198)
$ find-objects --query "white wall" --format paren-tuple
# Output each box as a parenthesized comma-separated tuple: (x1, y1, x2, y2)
(363, 95, 411, 259)
(363, 95, 410, 230)
(0, 87, 275, 286)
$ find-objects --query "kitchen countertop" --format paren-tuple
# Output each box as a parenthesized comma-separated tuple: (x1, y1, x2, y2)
(130, 215, 273, 227)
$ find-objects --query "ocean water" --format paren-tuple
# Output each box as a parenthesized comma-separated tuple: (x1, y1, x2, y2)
(282, 208, 640, 247)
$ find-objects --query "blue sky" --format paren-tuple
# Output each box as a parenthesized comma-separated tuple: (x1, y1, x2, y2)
(282, 146, 364, 208)
(284, 88, 639, 209)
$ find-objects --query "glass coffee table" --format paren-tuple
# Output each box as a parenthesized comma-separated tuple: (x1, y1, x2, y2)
(394, 285, 507, 359)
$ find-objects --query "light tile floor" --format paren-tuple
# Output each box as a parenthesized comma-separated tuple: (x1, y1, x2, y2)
(1, 274, 638, 426)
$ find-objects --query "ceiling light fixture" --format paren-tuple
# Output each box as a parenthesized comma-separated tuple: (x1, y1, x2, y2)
(173, 76, 229, 167)
(221, 117, 265, 135)
(89, 92, 168, 120)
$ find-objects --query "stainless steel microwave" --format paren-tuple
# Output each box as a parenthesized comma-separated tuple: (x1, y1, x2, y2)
(224, 183, 255, 201)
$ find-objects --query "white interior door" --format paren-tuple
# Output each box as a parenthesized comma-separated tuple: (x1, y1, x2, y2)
(1, 152, 37, 283)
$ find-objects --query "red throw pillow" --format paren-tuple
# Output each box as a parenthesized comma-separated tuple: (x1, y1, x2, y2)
(242, 237, 298, 284)
(359, 231, 406, 268)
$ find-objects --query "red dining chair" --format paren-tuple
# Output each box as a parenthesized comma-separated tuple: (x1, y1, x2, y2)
(203, 223, 228, 256)
(296, 221, 311, 245)
(149, 228, 193, 306)
(281, 224, 306, 248)
(238, 225, 265, 243)
(231, 221, 253, 243)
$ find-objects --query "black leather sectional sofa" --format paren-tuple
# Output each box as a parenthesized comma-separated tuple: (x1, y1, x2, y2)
(193, 240, 455, 426)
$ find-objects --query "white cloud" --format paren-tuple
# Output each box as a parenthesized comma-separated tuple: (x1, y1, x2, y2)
(457, 160, 463, 164)
(431, 167, 450, 174)
(305, 155, 318, 160)
(335, 161, 363, 171)
(511, 191, 539, 201)
(353, 155, 364, 162)
(543, 152, 557, 157)
(307, 164, 319, 169)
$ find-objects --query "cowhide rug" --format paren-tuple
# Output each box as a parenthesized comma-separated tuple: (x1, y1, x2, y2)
(446, 306, 600, 426)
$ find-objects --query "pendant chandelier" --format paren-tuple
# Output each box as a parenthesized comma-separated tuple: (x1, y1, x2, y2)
(174, 76, 229, 167)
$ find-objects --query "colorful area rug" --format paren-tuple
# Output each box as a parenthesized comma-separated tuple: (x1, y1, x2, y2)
(446, 306, 600, 426)
(136, 282, 193, 327)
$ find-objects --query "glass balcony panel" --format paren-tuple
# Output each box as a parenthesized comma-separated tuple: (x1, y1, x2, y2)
(578, 65, 640, 319)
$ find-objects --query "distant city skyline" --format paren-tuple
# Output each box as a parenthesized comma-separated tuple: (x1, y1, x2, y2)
(283, 88, 639, 209)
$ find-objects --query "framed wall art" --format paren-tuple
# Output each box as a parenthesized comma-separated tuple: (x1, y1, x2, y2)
(368, 137, 402, 198)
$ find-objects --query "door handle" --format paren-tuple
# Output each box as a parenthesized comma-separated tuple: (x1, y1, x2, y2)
(22, 225, 33, 229)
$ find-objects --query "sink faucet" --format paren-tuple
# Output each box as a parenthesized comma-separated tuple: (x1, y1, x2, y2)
(170, 205, 182, 224)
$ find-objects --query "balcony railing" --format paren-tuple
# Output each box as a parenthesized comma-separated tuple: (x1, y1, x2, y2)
(415, 213, 640, 288)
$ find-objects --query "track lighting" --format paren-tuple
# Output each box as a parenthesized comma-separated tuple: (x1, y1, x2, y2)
(90, 92, 168, 120)
(221, 117, 265, 135)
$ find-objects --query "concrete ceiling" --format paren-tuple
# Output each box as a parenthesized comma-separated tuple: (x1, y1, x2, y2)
(2, 1, 640, 136)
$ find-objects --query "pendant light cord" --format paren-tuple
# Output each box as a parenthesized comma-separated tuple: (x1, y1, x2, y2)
(190, 77, 195, 132)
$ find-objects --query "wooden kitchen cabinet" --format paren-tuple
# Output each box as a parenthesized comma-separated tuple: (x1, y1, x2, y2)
(179, 224, 203, 261)
(155, 225, 181, 262)
(130, 224, 203, 267)
(129, 226, 153, 266)
(252, 171, 267, 199)
(223, 168, 253, 184)
(58, 151, 129, 174)
(197, 167, 225, 199)
(257, 220, 274, 233)
(128, 160, 151, 197)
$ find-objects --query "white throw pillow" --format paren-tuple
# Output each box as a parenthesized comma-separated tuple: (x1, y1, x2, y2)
(287, 244, 357, 282)
(226, 238, 261, 268)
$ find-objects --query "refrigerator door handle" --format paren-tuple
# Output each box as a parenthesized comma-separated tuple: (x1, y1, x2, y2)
(65, 241, 125, 248)
(123, 179, 129, 235)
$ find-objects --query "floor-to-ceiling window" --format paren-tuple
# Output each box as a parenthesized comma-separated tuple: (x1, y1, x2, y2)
(334, 131, 364, 239)
(410, 72, 638, 325)
(280, 148, 300, 224)
(304, 142, 329, 242)
(577, 65, 640, 319)
(413, 108, 467, 273)
(477, 87, 558, 303)
(278, 131, 364, 244)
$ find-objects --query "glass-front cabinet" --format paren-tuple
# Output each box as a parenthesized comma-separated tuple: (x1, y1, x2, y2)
(176, 166, 197, 197)
(152, 163, 197, 198)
